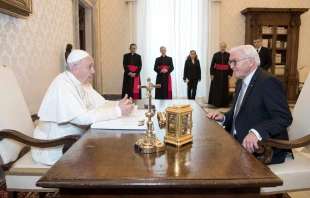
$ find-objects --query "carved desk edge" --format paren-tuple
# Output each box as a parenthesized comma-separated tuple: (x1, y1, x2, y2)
(36, 177, 282, 189)
(255, 134, 310, 164)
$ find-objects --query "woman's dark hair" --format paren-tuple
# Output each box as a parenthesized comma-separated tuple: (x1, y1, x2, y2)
(187, 50, 198, 60)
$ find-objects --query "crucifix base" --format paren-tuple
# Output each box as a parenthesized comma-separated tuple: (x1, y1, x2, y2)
(134, 132, 165, 154)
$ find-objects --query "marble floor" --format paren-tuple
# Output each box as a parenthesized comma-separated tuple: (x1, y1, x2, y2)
(195, 99, 309, 198)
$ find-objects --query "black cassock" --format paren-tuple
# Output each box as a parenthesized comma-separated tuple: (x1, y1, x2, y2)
(208, 51, 233, 107)
(154, 56, 174, 99)
(121, 53, 142, 99)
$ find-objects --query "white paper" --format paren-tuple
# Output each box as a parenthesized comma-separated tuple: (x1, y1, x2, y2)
(91, 109, 147, 130)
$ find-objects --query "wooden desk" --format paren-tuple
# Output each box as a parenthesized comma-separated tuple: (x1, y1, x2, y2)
(36, 100, 282, 198)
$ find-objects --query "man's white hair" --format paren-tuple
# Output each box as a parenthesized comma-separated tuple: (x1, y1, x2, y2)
(230, 45, 261, 66)
(66, 49, 90, 71)
(66, 60, 81, 71)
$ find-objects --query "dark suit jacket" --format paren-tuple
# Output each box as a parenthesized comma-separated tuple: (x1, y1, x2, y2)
(223, 67, 292, 164)
(183, 59, 201, 81)
(258, 47, 272, 71)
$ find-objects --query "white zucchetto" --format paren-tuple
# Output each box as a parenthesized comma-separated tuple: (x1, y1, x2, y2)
(67, 50, 90, 63)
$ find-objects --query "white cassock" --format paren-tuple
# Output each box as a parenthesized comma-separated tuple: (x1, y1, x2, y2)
(32, 71, 120, 165)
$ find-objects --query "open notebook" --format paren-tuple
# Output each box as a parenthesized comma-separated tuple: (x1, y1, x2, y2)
(91, 109, 148, 130)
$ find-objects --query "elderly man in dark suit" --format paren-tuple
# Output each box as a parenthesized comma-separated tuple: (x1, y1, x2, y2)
(253, 37, 272, 71)
(207, 45, 292, 164)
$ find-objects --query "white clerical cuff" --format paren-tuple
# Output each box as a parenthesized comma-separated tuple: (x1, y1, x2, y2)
(116, 102, 121, 117)
(217, 115, 226, 126)
(249, 129, 262, 140)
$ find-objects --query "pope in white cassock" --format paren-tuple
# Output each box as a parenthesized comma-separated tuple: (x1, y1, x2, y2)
(32, 50, 135, 165)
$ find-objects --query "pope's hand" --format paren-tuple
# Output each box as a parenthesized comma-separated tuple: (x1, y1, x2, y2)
(119, 94, 133, 105)
(119, 94, 135, 116)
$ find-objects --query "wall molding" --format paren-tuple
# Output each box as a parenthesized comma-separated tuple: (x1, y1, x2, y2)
(72, 0, 102, 93)
(0, 0, 32, 18)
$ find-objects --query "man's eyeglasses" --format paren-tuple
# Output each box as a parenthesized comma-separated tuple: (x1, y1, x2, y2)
(228, 57, 251, 66)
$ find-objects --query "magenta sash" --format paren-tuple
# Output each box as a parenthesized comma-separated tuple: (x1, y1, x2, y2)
(215, 64, 230, 95)
(159, 65, 172, 99)
(215, 64, 229, 70)
(128, 65, 140, 99)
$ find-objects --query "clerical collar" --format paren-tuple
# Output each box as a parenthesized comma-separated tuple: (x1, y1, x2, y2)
(65, 71, 82, 86)
(65, 71, 88, 104)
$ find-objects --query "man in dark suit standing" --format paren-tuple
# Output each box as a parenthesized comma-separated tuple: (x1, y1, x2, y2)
(254, 37, 272, 71)
(207, 45, 292, 164)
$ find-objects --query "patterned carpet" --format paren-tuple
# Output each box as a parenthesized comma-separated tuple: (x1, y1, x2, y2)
(0, 180, 59, 198)
(0, 179, 291, 198)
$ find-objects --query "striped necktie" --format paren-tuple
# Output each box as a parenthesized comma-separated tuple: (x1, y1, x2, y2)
(231, 81, 246, 136)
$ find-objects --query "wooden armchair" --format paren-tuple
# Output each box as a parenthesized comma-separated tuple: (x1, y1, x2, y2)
(297, 66, 310, 94)
(0, 65, 80, 198)
(229, 75, 237, 101)
(255, 73, 310, 194)
(229, 75, 237, 103)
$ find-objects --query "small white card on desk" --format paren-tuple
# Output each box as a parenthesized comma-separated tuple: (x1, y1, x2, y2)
(91, 108, 147, 130)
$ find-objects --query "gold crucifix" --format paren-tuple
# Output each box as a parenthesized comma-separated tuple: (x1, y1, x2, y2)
(134, 78, 165, 153)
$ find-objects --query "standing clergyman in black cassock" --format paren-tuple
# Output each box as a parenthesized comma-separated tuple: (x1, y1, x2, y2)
(154, 46, 174, 99)
(121, 44, 142, 99)
(208, 42, 233, 107)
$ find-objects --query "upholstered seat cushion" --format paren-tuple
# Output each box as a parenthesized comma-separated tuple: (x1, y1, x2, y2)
(4, 152, 57, 191)
(229, 76, 236, 94)
(261, 148, 310, 194)
(0, 66, 35, 164)
(229, 87, 235, 93)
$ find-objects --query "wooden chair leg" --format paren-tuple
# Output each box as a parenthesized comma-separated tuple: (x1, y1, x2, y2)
(39, 192, 47, 198)
(8, 191, 18, 198)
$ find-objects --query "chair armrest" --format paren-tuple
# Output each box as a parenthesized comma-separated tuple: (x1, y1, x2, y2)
(255, 134, 310, 165)
(0, 129, 80, 149)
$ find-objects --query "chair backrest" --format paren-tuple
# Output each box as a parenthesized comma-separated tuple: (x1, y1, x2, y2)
(230, 75, 237, 88)
(0, 65, 34, 164)
(288, 72, 310, 141)
(298, 67, 310, 84)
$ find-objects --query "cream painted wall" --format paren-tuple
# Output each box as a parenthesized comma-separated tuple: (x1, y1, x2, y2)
(0, 0, 308, 106)
(0, 0, 73, 114)
(99, 0, 131, 95)
(219, 0, 310, 69)
(99, 0, 310, 95)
